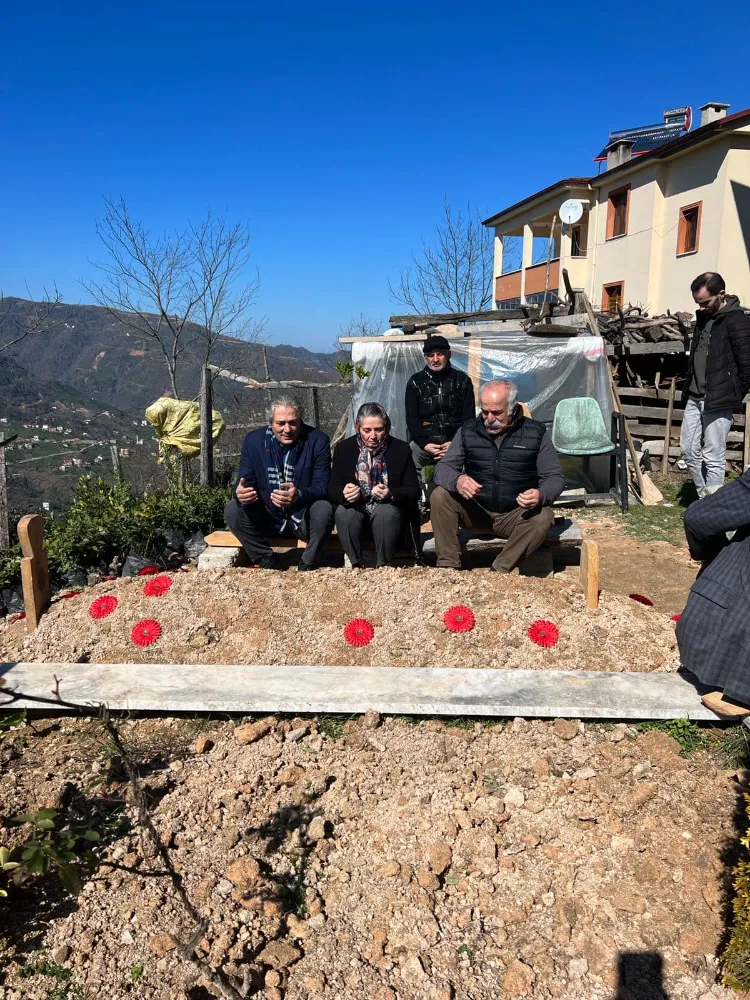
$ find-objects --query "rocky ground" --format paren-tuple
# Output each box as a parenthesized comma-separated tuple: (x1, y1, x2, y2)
(0, 712, 744, 1000)
(1, 566, 680, 673)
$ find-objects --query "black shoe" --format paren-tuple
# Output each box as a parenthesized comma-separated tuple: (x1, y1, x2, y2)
(297, 560, 318, 572)
(255, 554, 280, 570)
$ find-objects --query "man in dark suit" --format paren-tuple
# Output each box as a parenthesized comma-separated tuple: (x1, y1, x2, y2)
(224, 395, 333, 571)
(677, 469, 750, 716)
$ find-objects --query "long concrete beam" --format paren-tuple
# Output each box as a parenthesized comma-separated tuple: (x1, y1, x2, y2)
(0, 662, 719, 720)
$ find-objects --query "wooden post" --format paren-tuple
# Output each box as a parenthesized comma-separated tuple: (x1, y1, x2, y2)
(467, 338, 483, 405)
(0, 433, 8, 551)
(744, 397, 750, 472)
(18, 514, 51, 631)
(110, 444, 122, 478)
(310, 386, 321, 429)
(579, 538, 600, 610)
(200, 365, 214, 486)
(661, 380, 676, 474)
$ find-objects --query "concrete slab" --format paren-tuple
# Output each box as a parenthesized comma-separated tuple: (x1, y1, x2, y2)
(421, 518, 582, 556)
(0, 662, 720, 721)
(518, 549, 554, 578)
(197, 546, 249, 570)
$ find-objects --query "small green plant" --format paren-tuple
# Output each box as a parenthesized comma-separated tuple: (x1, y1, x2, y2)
(18, 957, 83, 999)
(456, 943, 474, 960)
(3, 808, 103, 898)
(637, 718, 708, 756)
(280, 853, 309, 916)
(444, 717, 475, 731)
(723, 794, 750, 988)
(130, 964, 144, 981)
(722, 726, 750, 770)
(334, 360, 370, 385)
(0, 710, 26, 739)
(318, 715, 347, 741)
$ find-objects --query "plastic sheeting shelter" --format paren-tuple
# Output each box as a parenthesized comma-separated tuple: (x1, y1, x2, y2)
(348, 332, 612, 440)
(145, 397, 225, 458)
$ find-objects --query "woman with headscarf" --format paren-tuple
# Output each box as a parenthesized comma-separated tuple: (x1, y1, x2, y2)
(329, 402, 420, 568)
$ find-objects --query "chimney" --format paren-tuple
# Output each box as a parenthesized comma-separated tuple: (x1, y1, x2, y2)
(699, 102, 730, 126)
(606, 139, 634, 171)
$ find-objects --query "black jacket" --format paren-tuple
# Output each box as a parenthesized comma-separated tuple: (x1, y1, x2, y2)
(460, 414, 547, 513)
(329, 435, 420, 509)
(683, 296, 750, 412)
(405, 364, 476, 448)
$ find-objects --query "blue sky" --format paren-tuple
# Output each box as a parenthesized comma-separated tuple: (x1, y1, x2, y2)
(2, 0, 749, 351)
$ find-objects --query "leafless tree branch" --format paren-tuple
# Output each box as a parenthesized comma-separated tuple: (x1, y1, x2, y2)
(0, 283, 62, 355)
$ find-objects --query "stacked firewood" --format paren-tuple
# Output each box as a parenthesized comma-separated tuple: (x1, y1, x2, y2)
(594, 306, 693, 346)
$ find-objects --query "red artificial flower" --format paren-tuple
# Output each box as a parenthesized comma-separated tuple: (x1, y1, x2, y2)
(671, 613, 681, 622)
(89, 595, 118, 620)
(131, 619, 162, 647)
(443, 605, 476, 633)
(9, 612, 26, 624)
(142, 575, 172, 597)
(629, 594, 654, 607)
(62, 590, 82, 599)
(104, 576, 117, 582)
(344, 618, 374, 647)
(137, 565, 161, 577)
(527, 619, 560, 649)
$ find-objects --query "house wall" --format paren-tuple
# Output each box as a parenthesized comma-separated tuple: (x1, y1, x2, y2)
(717, 136, 750, 306)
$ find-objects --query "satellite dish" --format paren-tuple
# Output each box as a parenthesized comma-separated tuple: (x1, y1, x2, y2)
(559, 199, 584, 225)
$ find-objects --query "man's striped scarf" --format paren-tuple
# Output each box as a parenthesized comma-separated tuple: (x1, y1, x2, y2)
(265, 426, 303, 532)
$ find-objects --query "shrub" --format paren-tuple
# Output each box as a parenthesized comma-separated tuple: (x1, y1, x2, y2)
(723, 793, 750, 989)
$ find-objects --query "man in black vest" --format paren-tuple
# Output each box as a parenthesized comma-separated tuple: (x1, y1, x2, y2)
(404, 332, 476, 478)
(431, 379, 565, 572)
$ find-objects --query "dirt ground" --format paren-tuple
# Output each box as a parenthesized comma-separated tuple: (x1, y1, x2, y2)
(0, 713, 742, 1000)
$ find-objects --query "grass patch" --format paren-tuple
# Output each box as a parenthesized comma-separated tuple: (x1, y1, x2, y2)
(723, 794, 750, 989)
(18, 958, 83, 999)
(637, 718, 708, 756)
(721, 726, 750, 770)
(317, 715, 348, 741)
(619, 477, 694, 547)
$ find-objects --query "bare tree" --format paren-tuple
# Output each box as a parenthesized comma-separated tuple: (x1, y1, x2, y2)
(389, 199, 493, 314)
(85, 198, 264, 397)
(0, 284, 62, 355)
(339, 313, 384, 339)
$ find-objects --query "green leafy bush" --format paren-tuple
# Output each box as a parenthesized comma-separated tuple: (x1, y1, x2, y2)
(636, 718, 708, 756)
(723, 793, 750, 989)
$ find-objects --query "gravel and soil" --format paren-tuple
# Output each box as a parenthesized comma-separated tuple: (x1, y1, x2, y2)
(1, 567, 680, 673)
(0, 713, 742, 1000)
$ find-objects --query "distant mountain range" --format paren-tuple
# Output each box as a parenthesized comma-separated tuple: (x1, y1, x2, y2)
(1, 297, 345, 416)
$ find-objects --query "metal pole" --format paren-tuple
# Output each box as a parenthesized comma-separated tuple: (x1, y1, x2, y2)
(310, 386, 320, 428)
(200, 365, 214, 486)
(110, 444, 122, 479)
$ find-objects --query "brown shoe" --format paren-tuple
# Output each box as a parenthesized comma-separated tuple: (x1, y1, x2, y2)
(701, 691, 750, 718)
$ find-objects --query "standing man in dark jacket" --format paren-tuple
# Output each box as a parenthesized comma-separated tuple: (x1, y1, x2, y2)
(224, 395, 334, 571)
(405, 332, 476, 478)
(676, 469, 750, 717)
(431, 379, 565, 572)
(681, 272, 750, 498)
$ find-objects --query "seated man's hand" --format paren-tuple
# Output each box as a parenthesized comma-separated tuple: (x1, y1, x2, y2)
(424, 443, 444, 458)
(371, 483, 390, 501)
(456, 474, 482, 500)
(236, 477, 258, 504)
(271, 482, 299, 507)
(516, 488, 542, 509)
(343, 482, 361, 503)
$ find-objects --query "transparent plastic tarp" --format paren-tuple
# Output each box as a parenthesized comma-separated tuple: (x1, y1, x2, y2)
(347, 332, 611, 440)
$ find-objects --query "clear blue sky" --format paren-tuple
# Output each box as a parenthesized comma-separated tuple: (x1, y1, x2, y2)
(3, 0, 748, 351)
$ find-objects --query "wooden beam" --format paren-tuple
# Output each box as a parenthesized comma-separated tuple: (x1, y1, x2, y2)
(17, 514, 51, 631)
(605, 342, 687, 357)
(467, 338, 483, 403)
(579, 539, 599, 610)
(199, 365, 214, 487)
(387, 307, 553, 327)
(661, 380, 676, 473)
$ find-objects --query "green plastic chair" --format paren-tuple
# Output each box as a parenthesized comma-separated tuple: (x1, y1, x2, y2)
(552, 398, 615, 456)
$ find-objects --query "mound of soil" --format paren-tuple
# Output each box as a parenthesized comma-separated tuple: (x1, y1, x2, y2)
(2, 568, 679, 672)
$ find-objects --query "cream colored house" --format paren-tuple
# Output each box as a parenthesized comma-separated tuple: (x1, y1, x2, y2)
(483, 102, 750, 314)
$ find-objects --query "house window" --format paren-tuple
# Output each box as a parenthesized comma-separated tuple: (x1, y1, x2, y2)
(606, 186, 630, 239)
(677, 202, 702, 255)
(603, 282, 624, 314)
(570, 226, 586, 257)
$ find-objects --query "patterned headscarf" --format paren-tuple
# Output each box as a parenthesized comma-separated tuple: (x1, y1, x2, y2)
(355, 403, 390, 500)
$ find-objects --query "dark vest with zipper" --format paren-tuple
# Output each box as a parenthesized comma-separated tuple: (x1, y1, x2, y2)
(461, 415, 545, 513)
(411, 366, 470, 444)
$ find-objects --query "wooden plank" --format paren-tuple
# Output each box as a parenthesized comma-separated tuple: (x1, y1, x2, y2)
(629, 423, 745, 443)
(0, 662, 722, 721)
(579, 539, 599, 610)
(310, 386, 321, 429)
(644, 440, 744, 462)
(17, 514, 51, 631)
(388, 307, 551, 327)
(199, 366, 214, 486)
(661, 381, 676, 473)
(0, 433, 8, 551)
(605, 342, 687, 357)
(467, 337, 483, 403)
(620, 402, 744, 428)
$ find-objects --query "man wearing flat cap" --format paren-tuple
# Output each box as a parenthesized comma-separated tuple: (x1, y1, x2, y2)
(404, 330, 476, 477)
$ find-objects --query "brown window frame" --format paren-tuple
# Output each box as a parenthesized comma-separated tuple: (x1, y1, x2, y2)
(570, 225, 586, 258)
(602, 281, 625, 315)
(606, 185, 630, 240)
(676, 201, 702, 256)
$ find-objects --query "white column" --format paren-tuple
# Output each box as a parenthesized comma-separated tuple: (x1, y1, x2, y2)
(520, 224, 534, 304)
(493, 231, 504, 306)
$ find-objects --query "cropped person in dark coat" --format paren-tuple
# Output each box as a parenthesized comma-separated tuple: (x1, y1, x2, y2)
(224, 395, 333, 571)
(676, 469, 750, 717)
(329, 402, 419, 568)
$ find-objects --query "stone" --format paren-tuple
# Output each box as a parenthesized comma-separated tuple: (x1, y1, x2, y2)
(197, 546, 247, 570)
(235, 717, 275, 745)
(265, 970, 283, 988)
(379, 861, 401, 877)
(610, 885, 646, 915)
(149, 933, 176, 956)
(307, 816, 327, 842)
(504, 787, 525, 808)
(374, 988, 396, 1000)
(193, 735, 214, 755)
(286, 726, 308, 742)
(611, 835, 635, 854)
(503, 959, 535, 997)
(184, 531, 208, 558)
(225, 856, 261, 890)
(428, 842, 452, 875)
(258, 940, 302, 969)
(632, 760, 653, 780)
(553, 718, 579, 740)
(363, 710, 382, 729)
(277, 765, 306, 786)
(51, 945, 72, 964)
(416, 868, 440, 889)
(400, 954, 427, 983)
(572, 766, 597, 780)
(610, 724, 628, 743)
(568, 957, 588, 980)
